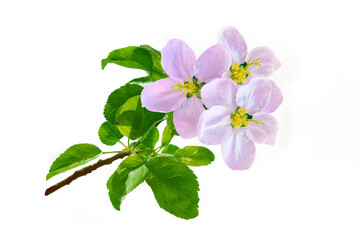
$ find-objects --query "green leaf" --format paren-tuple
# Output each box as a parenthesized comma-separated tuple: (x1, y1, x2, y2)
(102, 46, 153, 71)
(107, 155, 149, 210)
(161, 144, 179, 154)
(141, 109, 165, 136)
(127, 76, 153, 85)
(134, 146, 153, 156)
(117, 95, 144, 140)
(46, 144, 102, 180)
(159, 112, 179, 147)
(98, 122, 123, 146)
(104, 84, 143, 124)
(135, 126, 160, 156)
(161, 125, 175, 147)
(174, 146, 215, 166)
(146, 156, 199, 219)
(102, 45, 168, 83)
(140, 126, 159, 149)
(149, 71, 168, 81)
(140, 44, 167, 78)
(166, 112, 179, 136)
(140, 45, 161, 60)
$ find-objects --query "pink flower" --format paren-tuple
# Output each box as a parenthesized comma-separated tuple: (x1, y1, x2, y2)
(198, 78, 280, 170)
(141, 39, 231, 138)
(218, 26, 283, 113)
(218, 26, 281, 85)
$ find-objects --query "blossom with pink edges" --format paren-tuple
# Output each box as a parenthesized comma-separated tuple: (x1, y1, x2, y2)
(198, 78, 280, 170)
(141, 39, 231, 138)
(218, 26, 283, 113)
(218, 26, 281, 85)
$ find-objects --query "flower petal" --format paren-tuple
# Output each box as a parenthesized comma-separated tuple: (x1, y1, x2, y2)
(201, 79, 237, 110)
(246, 46, 281, 79)
(221, 129, 256, 170)
(236, 78, 272, 115)
(246, 112, 279, 145)
(262, 80, 283, 113)
(194, 44, 232, 83)
(173, 96, 205, 139)
(218, 26, 248, 64)
(141, 77, 186, 112)
(161, 39, 196, 82)
(198, 106, 233, 145)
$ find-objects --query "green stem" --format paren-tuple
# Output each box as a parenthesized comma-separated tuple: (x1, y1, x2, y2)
(118, 140, 128, 149)
(103, 151, 123, 154)
(154, 145, 163, 154)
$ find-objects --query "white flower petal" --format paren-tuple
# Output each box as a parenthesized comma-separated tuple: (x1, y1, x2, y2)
(236, 78, 272, 115)
(198, 106, 232, 145)
(262, 80, 283, 113)
(141, 78, 187, 112)
(221, 129, 256, 170)
(161, 39, 196, 82)
(173, 96, 205, 139)
(201, 79, 237, 110)
(218, 26, 248, 64)
(246, 112, 279, 145)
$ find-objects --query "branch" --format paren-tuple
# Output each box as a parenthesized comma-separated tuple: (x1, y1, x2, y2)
(45, 152, 130, 196)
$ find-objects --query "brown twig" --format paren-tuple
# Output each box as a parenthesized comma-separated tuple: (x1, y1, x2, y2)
(45, 152, 130, 196)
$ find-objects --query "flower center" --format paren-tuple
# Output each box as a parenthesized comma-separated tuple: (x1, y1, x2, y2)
(230, 107, 265, 128)
(171, 76, 205, 98)
(229, 57, 261, 85)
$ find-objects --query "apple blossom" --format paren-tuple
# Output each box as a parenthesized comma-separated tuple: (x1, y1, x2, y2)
(141, 39, 231, 138)
(198, 78, 280, 170)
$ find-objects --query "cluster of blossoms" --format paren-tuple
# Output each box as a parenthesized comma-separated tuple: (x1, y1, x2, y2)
(141, 26, 282, 170)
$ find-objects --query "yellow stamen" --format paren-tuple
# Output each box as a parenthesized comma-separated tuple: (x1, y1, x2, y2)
(230, 108, 264, 128)
(231, 108, 248, 128)
(171, 76, 203, 98)
(229, 58, 261, 85)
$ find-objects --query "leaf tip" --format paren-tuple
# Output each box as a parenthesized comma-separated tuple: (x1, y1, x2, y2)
(45, 173, 52, 180)
(101, 58, 108, 70)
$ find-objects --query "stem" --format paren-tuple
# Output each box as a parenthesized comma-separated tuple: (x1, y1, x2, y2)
(154, 145, 163, 153)
(103, 151, 123, 154)
(118, 140, 128, 149)
(45, 151, 130, 196)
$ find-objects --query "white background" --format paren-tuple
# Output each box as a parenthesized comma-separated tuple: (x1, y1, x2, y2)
(1, 0, 360, 239)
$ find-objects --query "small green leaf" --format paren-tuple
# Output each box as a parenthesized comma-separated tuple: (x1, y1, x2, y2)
(161, 125, 175, 147)
(140, 126, 159, 149)
(140, 44, 167, 78)
(174, 146, 215, 166)
(166, 112, 179, 136)
(141, 109, 165, 136)
(107, 155, 149, 210)
(127, 76, 153, 85)
(98, 122, 123, 146)
(117, 95, 144, 140)
(149, 71, 168, 81)
(104, 84, 143, 124)
(161, 144, 179, 154)
(135, 126, 160, 156)
(140, 45, 161, 60)
(46, 144, 102, 180)
(159, 112, 178, 147)
(146, 156, 199, 219)
(102, 46, 153, 71)
(135, 146, 153, 156)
